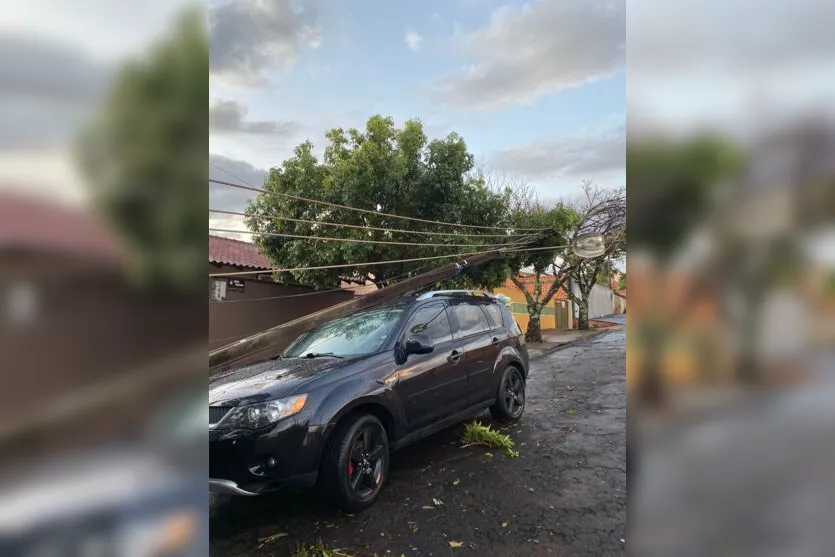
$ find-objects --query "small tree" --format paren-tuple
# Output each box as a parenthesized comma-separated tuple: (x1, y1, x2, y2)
(628, 134, 741, 405)
(505, 203, 580, 342)
(566, 183, 626, 329)
(436, 172, 581, 343)
(77, 8, 208, 293)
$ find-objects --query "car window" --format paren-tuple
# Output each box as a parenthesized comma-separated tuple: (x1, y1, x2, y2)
(481, 303, 505, 329)
(403, 304, 453, 345)
(450, 302, 491, 337)
(284, 306, 405, 358)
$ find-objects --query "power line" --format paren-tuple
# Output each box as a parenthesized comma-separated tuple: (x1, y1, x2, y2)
(209, 267, 428, 304)
(209, 227, 511, 249)
(208, 244, 569, 278)
(210, 208, 530, 239)
(209, 177, 550, 232)
(210, 249, 492, 278)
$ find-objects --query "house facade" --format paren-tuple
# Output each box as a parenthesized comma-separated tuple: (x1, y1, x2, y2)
(491, 273, 575, 331)
(209, 235, 355, 350)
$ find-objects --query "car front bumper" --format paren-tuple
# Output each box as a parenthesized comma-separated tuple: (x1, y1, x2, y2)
(209, 478, 258, 496)
(209, 419, 326, 495)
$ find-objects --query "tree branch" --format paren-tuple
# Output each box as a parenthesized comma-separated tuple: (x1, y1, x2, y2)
(510, 275, 535, 306)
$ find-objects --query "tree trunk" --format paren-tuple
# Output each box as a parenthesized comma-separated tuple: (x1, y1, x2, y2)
(736, 294, 763, 384)
(638, 322, 667, 408)
(526, 315, 543, 343)
(578, 299, 590, 330)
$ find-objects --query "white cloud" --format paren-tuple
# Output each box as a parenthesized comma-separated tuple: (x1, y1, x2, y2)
(435, 0, 624, 109)
(0, 1, 193, 203)
(628, 0, 835, 134)
(210, 99, 298, 136)
(405, 29, 424, 52)
(210, 0, 322, 88)
(490, 123, 625, 185)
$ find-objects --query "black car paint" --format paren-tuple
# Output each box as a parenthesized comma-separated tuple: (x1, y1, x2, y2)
(209, 296, 529, 495)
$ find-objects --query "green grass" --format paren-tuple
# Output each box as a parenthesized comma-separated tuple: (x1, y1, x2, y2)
(293, 540, 352, 557)
(461, 421, 518, 457)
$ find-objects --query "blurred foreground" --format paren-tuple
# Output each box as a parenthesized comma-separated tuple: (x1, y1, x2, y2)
(628, 1, 835, 554)
(0, 2, 206, 555)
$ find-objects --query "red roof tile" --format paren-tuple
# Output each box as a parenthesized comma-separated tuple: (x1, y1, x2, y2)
(209, 235, 270, 270)
(0, 193, 121, 262)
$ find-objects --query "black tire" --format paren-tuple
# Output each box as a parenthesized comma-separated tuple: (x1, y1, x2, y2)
(489, 365, 526, 422)
(320, 414, 389, 512)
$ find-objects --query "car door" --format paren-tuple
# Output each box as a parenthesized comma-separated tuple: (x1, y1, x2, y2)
(394, 302, 468, 431)
(447, 300, 503, 406)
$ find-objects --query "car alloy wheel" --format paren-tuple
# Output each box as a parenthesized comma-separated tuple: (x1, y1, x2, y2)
(503, 368, 525, 418)
(346, 425, 386, 500)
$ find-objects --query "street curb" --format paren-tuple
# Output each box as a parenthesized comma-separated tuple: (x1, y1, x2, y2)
(527, 327, 615, 361)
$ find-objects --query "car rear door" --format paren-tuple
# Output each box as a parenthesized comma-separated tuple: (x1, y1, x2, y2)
(394, 302, 469, 431)
(447, 300, 503, 406)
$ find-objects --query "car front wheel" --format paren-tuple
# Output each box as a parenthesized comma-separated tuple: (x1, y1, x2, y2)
(490, 366, 526, 422)
(321, 414, 389, 512)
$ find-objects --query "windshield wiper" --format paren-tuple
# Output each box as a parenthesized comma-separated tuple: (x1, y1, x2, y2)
(303, 352, 344, 359)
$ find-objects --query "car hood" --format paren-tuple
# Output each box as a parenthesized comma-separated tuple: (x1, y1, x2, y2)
(209, 356, 361, 406)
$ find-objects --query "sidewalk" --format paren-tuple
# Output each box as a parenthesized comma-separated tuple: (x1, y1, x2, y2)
(526, 328, 602, 359)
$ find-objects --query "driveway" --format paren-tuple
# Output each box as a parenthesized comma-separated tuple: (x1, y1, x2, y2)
(210, 329, 626, 556)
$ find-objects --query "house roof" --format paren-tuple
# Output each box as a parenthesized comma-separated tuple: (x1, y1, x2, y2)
(209, 235, 271, 270)
(0, 193, 121, 263)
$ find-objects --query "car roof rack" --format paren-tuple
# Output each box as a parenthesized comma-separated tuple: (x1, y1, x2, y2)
(416, 289, 498, 301)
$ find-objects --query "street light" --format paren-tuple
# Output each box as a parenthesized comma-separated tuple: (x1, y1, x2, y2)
(571, 233, 606, 258)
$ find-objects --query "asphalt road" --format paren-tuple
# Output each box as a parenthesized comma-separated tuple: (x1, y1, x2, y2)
(632, 352, 835, 557)
(210, 329, 626, 556)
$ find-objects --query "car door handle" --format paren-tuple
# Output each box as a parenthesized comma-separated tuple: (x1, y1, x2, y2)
(448, 350, 462, 363)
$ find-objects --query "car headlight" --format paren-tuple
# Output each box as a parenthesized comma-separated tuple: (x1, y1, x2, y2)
(221, 395, 307, 429)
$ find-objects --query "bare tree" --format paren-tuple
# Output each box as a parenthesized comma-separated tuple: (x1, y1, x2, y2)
(566, 182, 626, 329)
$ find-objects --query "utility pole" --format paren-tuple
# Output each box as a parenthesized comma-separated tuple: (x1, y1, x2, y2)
(209, 240, 547, 375)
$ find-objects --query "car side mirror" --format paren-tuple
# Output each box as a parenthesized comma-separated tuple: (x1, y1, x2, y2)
(404, 334, 434, 355)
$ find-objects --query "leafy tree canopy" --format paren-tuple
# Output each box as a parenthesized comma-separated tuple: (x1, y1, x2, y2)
(245, 115, 567, 290)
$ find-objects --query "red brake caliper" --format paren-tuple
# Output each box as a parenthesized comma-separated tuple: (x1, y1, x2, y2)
(348, 461, 354, 476)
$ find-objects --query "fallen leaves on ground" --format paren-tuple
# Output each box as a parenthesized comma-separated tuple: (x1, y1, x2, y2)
(257, 532, 288, 544)
(448, 541, 465, 549)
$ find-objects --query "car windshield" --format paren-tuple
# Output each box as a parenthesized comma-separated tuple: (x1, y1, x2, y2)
(283, 306, 405, 359)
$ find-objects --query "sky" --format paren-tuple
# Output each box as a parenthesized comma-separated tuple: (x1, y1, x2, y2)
(2, 0, 830, 265)
(208, 0, 627, 225)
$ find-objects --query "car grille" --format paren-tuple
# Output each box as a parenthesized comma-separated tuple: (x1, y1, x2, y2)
(209, 406, 234, 425)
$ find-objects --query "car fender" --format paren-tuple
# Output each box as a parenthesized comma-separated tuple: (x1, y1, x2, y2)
(317, 382, 407, 447)
(492, 346, 527, 381)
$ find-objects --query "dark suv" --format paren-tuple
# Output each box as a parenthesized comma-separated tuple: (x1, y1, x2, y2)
(209, 290, 529, 511)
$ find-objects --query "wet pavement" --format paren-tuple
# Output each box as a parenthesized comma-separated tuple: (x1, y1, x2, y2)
(632, 352, 835, 557)
(210, 329, 626, 556)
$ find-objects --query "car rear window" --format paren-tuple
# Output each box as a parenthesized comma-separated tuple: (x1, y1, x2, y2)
(481, 303, 505, 330)
(450, 302, 491, 337)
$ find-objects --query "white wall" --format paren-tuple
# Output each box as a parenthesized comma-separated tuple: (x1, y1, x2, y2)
(571, 282, 615, 319)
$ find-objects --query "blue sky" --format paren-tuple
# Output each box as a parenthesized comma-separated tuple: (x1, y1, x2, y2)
(209, 0, 626, 219)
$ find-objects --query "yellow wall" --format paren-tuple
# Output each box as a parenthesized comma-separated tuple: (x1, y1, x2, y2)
(491, 285, 557, 330)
